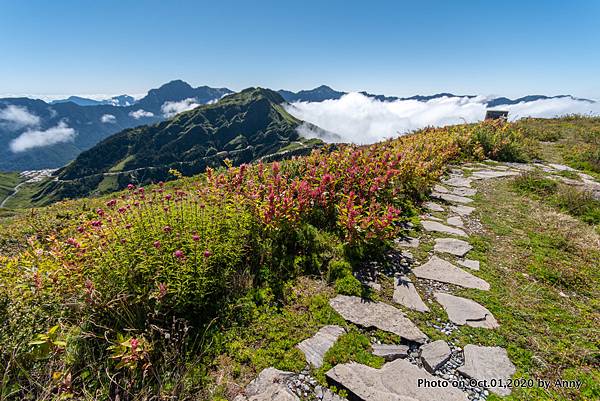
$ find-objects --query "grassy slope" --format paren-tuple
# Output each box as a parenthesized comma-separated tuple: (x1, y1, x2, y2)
(516, 116, 600, 178)
(1, 117, 598, 400)
(0, 172, 21, 203)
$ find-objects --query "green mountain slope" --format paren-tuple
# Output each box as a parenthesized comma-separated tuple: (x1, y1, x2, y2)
(38, 88, 327, 201)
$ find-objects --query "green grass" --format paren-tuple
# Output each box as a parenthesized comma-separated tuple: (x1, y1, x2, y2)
(513, 172, 600, 230)
(456, 178, 600, 400)
(517, 116, 600, 178)
(0, 172, 22, 204)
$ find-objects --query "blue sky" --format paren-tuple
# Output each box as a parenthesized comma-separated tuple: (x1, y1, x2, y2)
(1, 0, 599, 98)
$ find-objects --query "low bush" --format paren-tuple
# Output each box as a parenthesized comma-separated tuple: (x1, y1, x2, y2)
(334, 275, 363, 296)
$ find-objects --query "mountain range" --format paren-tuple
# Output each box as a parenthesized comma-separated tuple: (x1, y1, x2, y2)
(37, 88, 327, 201)
(1, 80, 595, 173)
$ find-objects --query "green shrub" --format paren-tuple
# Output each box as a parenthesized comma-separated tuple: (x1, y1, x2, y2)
(334, 275, 363, 296)
(513, 172, 558, 196)
(327, 259, 352, 282)
(316, 329, 384, 382)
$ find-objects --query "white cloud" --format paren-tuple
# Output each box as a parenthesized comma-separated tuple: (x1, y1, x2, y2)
(0, 105, 41, 129)
(101, 114, 117, 123)
(501, 97, 600, 120)
(10, 121, 76, 152)
(129, 109, 154, 119)
(285, 93, 599, 144)
(161, 98, 200, 117)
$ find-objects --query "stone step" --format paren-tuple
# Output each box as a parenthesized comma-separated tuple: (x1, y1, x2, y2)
(446, 215, 465, 228)
(393, 276, 430, 312)
(297, 325, 345, 368)
(434, 292, 498, 328)
(470, 170, 519, 179)
(372, 343, 410, 361)
(325, 359, 468, 401)
(449, 205, 475, 216)
(433, 238, 472, 257)
(458, 259, 480, 271)
(422, 220, 468, 237)
(412, 256, 490, 290)
(442, 176, 472, 188)
(329, 295, 428, 343)
(234, 368, 299, 401)
(420, 340, 452, 373)
(425, 201, 445, 212)
(458, 345, 516, 396)
(431, 191, 474, 204)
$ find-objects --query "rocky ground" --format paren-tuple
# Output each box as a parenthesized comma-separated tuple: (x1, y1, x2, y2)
(233, 161, 598, 401)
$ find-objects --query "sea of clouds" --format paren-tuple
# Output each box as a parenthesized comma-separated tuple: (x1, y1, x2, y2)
(285, 93, 600, 144)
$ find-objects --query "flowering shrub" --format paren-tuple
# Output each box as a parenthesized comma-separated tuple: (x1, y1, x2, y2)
(0, 120, 531, 399)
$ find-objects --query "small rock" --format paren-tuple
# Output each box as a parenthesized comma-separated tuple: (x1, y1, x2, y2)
(420, 340, 452, 373)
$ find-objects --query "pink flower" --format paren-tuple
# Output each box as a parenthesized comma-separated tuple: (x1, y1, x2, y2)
(173, 250, 185, 259)
(163, 226, 172, 233)
(153, 240, 161, 249)
(106, 199, 117, 208)
(192, 235, 200, 242)
(77, 226, 84, 233)
(127, 184, 135, 190)
(130, 337, 139, 350)
(203, 250, 212, 258)
(125, 223, 132, 229)
(96, 208, 105, 216)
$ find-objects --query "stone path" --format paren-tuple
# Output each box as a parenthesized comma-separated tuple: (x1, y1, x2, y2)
(413, 256, 490, 290)
(420, 340, 452, 374)
(371, 343, 409, 361)
(234, 368, 299, 401)
(326, 359, 469, 401)
(239, 162, 594, 401)
(297, 325, 345, 368)
(329, 295, 428, 343)
(435, 293, 499, 329)
(434, 238, 472, 256)
(393, 276, 430, 312)
(458, 345, 516, 396)
(421, 220, 468, 237)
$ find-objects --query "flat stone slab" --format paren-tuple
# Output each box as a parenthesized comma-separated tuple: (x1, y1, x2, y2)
(297, 325, 345, 368)
(434, 238, 472, 257)
(372, 344, 410, 361)
(434, 292, 498, 328)
(458, 345, 516, 396)
(431, 191, 473, 204)
(393, 276, 430, 312)
(446, 216, 464, 228)
(329, 295, 427, 343)
(326, 359, 468, 401)
(458, 259, 480, 271)
(451, 187, 477, 197)
(433, 184, 450, 193)
(413, 256, 490, 290)
(425, 201, 444, 212)
(449, 205, 475, 216)
(234, 367, 299, 401)
(395, 236, 420, 248)
(420, 340, 451, 373)
(548, 163, 576, 171)
(421, 221, 468, 237)
(471, 170, 519, 179)
(442, 176, 472, 188)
